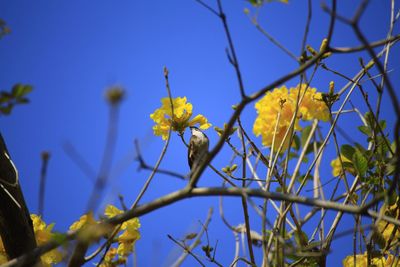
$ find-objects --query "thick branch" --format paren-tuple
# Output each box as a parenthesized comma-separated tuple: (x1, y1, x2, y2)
(4, 184, 400, 267)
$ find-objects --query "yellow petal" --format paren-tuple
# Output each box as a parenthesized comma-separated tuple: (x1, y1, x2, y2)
(342, 254, 368, 267)
(189, 114, 211, 129)
(105, 205, 123, 218)
(69, 212, 97, 231)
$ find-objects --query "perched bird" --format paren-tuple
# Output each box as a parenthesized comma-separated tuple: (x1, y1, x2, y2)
(188, 126, 209, 171)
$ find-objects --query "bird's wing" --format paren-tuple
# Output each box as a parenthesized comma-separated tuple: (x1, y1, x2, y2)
(188, 136, 197, 169)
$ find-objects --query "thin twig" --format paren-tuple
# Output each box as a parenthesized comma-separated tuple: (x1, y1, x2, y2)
(167, 234, 205, 267)
(63, 141, 96, 182)
(237, 118, 256, 265)
(134, 139, 186, 180)
(86, 103, 120, 212)
(38, 151, 50, 217)
(330, 34, 400, 53)
(171, 207, 213, 267)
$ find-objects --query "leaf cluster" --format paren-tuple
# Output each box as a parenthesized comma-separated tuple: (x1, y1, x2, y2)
(0, 84, 33, 115)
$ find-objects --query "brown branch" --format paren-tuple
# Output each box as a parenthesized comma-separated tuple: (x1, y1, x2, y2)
(134, 139, 186, 180)
(38, 151, 50, 217)
(237, 118, 255, 264)
(167, 234, 206, 267)
(170, 207, 213, 266)
(62, 141, 96, 182)
(330, 34, 400, 53)
(86, 104, 120, 212)
(196, 0, 247, 98)
(5, 184, 400, 267)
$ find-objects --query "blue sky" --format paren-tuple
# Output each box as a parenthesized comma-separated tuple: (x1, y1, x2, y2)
(1, 0, 399, 266)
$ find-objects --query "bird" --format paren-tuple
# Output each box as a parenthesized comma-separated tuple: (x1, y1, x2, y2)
(188, 126, 209, 172)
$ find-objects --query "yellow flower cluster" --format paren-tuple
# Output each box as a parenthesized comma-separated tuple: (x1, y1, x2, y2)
(69, 205, 141, 267)
(343, 201, 400, 267)
(253, 84, 329, 151)
(377, 201, 400, 246)
(150, 97, 211, 140)
(0, 206, 139, 267)
(342, 253, 399, 267)
(69, 211, 112, 243)
(330, 154, 354, 177)
(0, 215, 63, 266)
(104, 205, 141, 258)
(31, 215, 64, 267)
(69, 212, 97, 231)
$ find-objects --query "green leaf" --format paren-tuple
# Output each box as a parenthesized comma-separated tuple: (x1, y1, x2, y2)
(385, 157, 397, 175)
(304, 141, 321, 155)
(390, 141, 396, 155)
(297, 174, 313, 183)
(387, 191, 397, 206)
(185, 233, 197, 240)
(202, 245, 213, 258)
(354, 143, 367, 154)
(376, 135, 390, 158)
(288, 152, 298, 160)
(0, 95, 11, 104)
(12, 84, 33, 98)
(294, 230, 308, 246)
(379, 120, 387, 131)
(358, 125, 371, 136)
(301, 125, 312, 147)
(16, 97, 30, 104)
(230, 164, 238, 172)
(293, 134, 300, 151)
(364, 112, 375, 127)
(352, 151, 368, 176)
(340, 144, 356, 160)
(247, 0, 262, 6)
(0, 91, 13, 102)
(0, 104, 13, 115)
(342, 161, 354, 169)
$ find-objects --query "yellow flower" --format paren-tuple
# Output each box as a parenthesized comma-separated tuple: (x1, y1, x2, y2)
(288, 84, 330, 122)
(104, 205, 141, 231)
(253, 84, 329, 152)
(30, 215, 63, 267)
(330, 154, 353, 177)
(150, 97, 211, 140)
(98, 248, 121, 267)
(117, 228, 140, 257)
(342, 254, 368, 267)
(69, 212, 112, 243)
(104, 205, 141, 257)
(342, 253, 400, 267)
(105, 247, 117, 262)
(69, 212, 97, 231)
(377, 201, 400, 244)
(96, 205, 141, 266)
(386, 255, 400, 266)
(378, 221, 400, 243)
(0, 216, 63, 266)
(104, 205, 123, 218)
